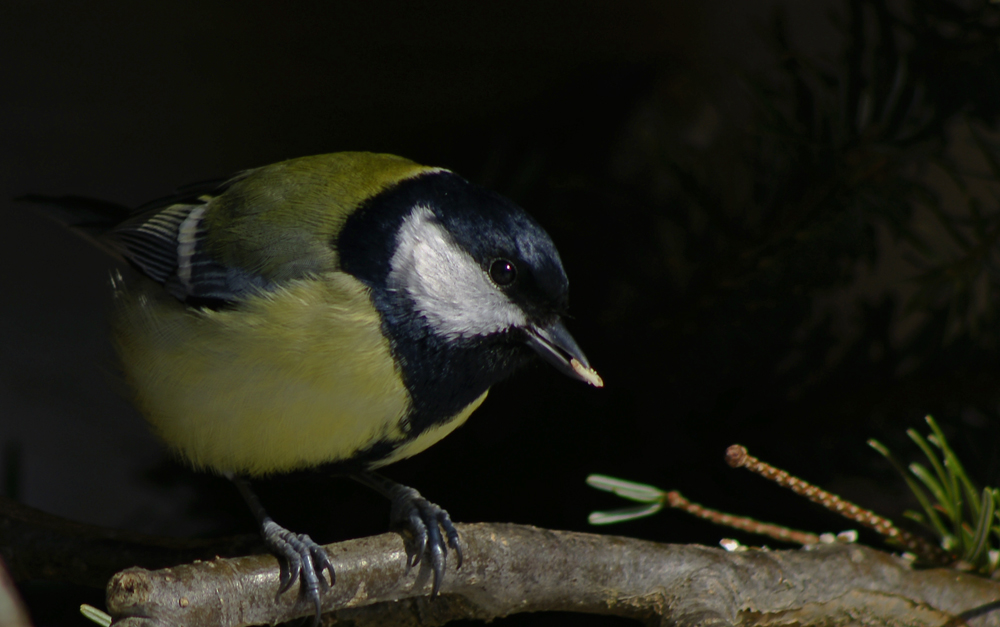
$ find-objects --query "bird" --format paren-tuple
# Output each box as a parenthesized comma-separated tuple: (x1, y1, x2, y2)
(21, 151, 601, 622)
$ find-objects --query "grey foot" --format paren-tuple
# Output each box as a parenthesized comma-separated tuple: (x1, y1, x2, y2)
(261, 519, 335, 625)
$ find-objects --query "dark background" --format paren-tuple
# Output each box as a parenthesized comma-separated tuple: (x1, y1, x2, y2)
(5, 1, 1000, 625)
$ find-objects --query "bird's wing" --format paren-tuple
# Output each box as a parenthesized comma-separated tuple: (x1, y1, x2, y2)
(109, 173, 273, 307)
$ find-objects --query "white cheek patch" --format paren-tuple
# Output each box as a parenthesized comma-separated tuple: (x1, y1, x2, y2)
(388, 205, 527, 339)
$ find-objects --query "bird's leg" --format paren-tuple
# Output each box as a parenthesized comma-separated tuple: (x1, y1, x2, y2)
(229, 474, 334, 626)
(351, 471, 462, 595)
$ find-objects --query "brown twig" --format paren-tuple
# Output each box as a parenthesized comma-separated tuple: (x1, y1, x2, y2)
(725, 444, 953, 564)
(664, 490, 822, 545)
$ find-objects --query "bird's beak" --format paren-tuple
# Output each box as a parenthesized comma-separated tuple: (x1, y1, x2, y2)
(526, 319, 603, 387)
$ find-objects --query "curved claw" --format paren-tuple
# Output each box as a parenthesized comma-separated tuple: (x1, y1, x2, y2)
(386, 484, 462, 596)
(261, 519, 335, 626)
(406, 506, 429, 567)
(444, 519, 463, 569)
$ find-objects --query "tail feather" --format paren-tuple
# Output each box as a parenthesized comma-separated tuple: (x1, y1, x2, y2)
(16, 194, 131, 259)
(16, 194, 131, 232)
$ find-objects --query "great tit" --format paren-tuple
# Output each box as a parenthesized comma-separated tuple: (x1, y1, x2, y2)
(23, 152, 601, 621)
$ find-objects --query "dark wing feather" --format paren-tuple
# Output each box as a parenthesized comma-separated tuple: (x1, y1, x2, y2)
(110, 181, 273, 307)
(129, 176, 233, 215)
(21, 173, 271, 308)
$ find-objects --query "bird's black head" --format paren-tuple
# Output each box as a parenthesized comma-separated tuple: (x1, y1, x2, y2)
(338, 170, 597, 444)
(429, 178, 570, 324)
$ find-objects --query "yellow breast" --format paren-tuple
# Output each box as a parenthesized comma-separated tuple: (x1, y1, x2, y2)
(113, 272, 415, 476)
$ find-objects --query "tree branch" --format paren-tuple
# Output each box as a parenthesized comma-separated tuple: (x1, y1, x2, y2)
(5, 496, 999, 626)
(106, 522, 1000, 627)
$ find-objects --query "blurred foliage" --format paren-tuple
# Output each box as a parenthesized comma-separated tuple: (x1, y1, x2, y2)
(560, 0, 1000, 421)
(636, 0, 1000, 374)
(475, 0, 1000, 549)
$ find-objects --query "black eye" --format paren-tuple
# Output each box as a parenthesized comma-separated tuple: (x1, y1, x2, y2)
(489, 259, 517, 287)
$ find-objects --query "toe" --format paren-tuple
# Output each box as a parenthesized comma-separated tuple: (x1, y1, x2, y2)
(390, 491, 462, 594)
(260, 520, 332, 623)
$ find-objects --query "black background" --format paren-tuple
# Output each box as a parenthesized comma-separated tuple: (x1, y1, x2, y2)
(5, 2, 1000, 625)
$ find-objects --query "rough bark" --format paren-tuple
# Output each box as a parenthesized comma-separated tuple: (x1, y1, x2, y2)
(5, 497, 1000, 627)
(106, 523, 1000, 627)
